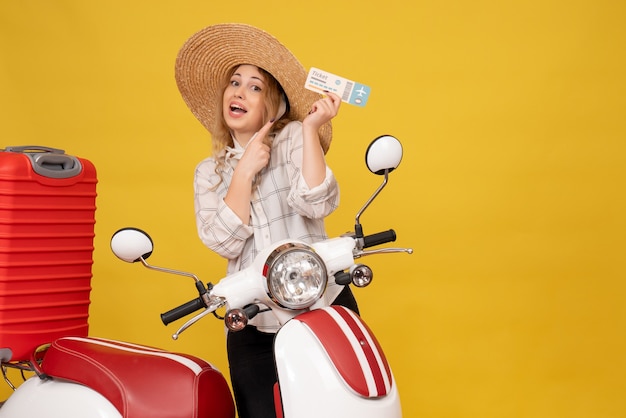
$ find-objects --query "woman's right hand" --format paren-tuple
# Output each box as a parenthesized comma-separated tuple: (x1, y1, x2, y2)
(237, 118, 276, 180)
(225, 118, 276, 223)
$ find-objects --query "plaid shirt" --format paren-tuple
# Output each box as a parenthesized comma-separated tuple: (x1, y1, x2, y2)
(194, 121, 342, 331)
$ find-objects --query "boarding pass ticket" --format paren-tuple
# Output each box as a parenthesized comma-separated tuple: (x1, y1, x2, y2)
(304, 67, 370, 107)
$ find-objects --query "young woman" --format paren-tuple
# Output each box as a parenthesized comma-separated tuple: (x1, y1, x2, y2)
(175, 23, 359, 418)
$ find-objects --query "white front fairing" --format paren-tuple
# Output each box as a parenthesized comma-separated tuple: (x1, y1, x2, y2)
(274, 316, 402, 418)
(211, 237, 358, 327)
(0, 376, 121, 418)
(310, 236, 356, 276)
(210, 266, 302, 326)
(211, 240, 310, 326)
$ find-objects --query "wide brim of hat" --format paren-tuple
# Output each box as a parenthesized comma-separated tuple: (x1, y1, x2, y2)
(175, 23, 332, 153)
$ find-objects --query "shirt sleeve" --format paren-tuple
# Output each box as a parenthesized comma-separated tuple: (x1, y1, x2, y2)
(284, 122, 340, 219)
(194, 158, 253, 259)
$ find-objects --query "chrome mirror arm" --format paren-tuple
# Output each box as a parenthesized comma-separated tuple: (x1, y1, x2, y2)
(354, 169, 389, 239)
(138, 257, 200, 283)
(138, 257, 212, 306)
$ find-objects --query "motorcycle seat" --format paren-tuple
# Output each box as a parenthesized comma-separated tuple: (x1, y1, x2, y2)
(41, 336, 235, 418)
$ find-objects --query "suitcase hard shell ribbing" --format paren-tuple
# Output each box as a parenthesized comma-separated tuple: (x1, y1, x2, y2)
(0, 146, 97, 362)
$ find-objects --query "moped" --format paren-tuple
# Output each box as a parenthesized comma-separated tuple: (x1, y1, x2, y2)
(1, 134, 411, 417)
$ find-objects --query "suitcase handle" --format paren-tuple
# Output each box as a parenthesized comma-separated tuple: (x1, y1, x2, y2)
(3, 145, 83, 179)
(4, 145, 65, 154)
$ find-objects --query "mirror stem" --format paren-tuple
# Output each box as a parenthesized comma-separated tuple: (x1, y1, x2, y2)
(138, 257, 211, 305)
(354, 169, 390, 238)
(139, 257, 201, 283)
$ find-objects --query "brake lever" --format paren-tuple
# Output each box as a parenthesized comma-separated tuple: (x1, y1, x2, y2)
(354, 247, 413, 258)
(171, 298, 226, 340)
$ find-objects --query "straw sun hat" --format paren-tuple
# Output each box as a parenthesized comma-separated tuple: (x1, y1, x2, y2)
(175, 23, 332, 153)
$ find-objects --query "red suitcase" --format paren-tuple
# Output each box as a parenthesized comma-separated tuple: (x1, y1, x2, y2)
(0, 145, 97, 362)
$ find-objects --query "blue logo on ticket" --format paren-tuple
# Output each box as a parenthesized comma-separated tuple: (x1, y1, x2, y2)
(304, 67, 370, 107)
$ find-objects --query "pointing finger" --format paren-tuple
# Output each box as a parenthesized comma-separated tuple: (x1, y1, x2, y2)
(250, 118, 276, 144)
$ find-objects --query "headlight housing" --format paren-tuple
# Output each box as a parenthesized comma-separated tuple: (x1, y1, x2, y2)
(263, 242, 328, 310)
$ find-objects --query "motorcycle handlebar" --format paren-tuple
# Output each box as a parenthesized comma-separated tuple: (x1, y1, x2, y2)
(363, 229, 396, 248)
(159, 230, 396, 325)
(161, 297, 206, 325)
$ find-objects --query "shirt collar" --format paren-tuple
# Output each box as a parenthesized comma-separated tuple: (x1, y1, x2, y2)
(224, 135, 245, 161)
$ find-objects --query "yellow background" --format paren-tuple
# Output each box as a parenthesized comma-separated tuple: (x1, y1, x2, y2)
(2, 1, 625, 417)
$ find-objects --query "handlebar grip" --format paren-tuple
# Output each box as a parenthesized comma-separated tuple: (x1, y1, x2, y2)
(363, 229, 396, 248)
(161, 298, 206, 325)
(244, 304, 260, 320)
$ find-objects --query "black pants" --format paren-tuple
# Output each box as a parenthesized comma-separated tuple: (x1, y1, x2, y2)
(226, 286, 359, 418)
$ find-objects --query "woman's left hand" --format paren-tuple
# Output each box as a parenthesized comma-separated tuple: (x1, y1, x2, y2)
(303, 92, 341, 130)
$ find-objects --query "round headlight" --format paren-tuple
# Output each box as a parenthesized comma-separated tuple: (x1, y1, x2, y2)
(264, 243, 328, 310)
